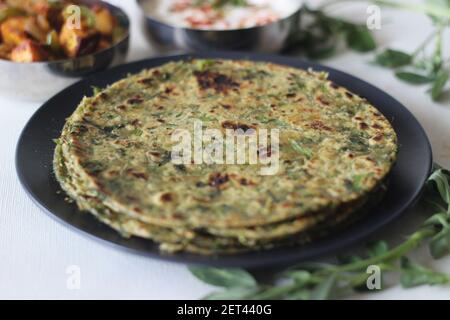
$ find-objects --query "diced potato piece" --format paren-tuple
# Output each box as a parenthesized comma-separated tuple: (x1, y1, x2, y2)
(36, 13, 50, 33)
(93, 6, 116, 36)
(0, 43, 13, 59)
(25, 16, 47, 42)
(1, 16, 27, 46)
(59, 19, 100, 58)
(10, 39, 45, 62)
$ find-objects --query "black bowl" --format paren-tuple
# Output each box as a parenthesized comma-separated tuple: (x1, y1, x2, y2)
(0, 0, 130, 101)
(137, 0, 302, 53)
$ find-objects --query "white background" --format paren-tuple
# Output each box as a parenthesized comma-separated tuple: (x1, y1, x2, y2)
(1, 0, 450, 299)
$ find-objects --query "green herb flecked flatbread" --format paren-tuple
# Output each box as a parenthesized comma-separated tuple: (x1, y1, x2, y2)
(54, 59, 397, 254)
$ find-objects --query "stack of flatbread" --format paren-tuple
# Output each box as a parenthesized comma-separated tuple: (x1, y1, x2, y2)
(54, 59, 397, 255)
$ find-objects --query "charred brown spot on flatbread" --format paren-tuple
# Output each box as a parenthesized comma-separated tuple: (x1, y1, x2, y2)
(138, 78, 154, 85)
(160, 192, 174, 203)
(309, 120, 332, 132)
(126, 169, 148, 181)
(127, 96, 144, 105)
(194, 70, 239, 94)
(209, 173, 230, 188)
(221, 121, 255, 131)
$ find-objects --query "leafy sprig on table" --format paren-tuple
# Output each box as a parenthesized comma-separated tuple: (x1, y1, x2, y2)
(189, 166, 450, 299)
(289, 0, 450, 101)
(374, 24, 448, 101)
(287, 6, 377, 58)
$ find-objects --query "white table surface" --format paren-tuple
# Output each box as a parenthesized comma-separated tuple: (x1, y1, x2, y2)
(1, 0, 450, 300)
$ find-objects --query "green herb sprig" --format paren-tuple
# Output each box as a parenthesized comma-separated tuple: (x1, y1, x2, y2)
(289, 0, 450, 101)
(287, 6, 377, 59)
(189, 166, 450, 300)
(374, 26, 448, 101)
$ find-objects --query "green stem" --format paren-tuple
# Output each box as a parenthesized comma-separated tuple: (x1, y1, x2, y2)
(375, 0, 450, 20)
(251, 284, 298, 300)
(252, 274, 326, 299)
(327, 227, 436, 273)
(412, 31, 438, 58)
(432, 28, 444, 72)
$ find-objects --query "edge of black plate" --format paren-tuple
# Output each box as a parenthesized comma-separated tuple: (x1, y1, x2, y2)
(15, 52, 433, 269)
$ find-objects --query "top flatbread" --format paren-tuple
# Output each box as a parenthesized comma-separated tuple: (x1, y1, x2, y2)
(56, 59, 397, 229)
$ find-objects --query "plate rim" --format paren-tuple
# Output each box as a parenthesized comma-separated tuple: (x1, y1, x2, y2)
(15, 52, 433, 268)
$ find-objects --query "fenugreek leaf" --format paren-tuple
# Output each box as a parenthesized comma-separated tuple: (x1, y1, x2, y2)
(429, 227, 450, 259)
(367, 240, 390, 258)
(345, 25, 377, 52)
(395, 72, 435, 84)
(190, 165, 450, 300)
(427, 169, 450, 205)
(284, 270, 312, 284)
(400, 257, 450, 288)
(375, 49, 412, 68)
(91, 86, 102, 96)
(426, 0, 450, 24)
(424, 213, 449, 228)
(430, 71, 449, 101)
(189, 266, 257, 288)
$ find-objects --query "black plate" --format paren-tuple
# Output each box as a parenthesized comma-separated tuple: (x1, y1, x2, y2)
(16, 52, 432, 269)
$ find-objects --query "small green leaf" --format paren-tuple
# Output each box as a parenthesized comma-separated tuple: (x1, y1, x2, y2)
(345, 26, 376, 52)
(430, 71, 448, 101)
(429, 228, 450, 259)
(425, 0, 450, 24)
(428, 169, 450, 204)
(375, 49, 412, 68)
(188, 266, 257, 288)
(395, 72, 435, 84)
(425, 213, 449, 228)
(204, 287, 260, 300)
(367, 240, 390, 258)
(91, 86, 102, 96)
(400, 257, 450, 288)
(196, 59, 215, 71)
(310, 274, 337, 300)
(284, 271, 312, 285)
